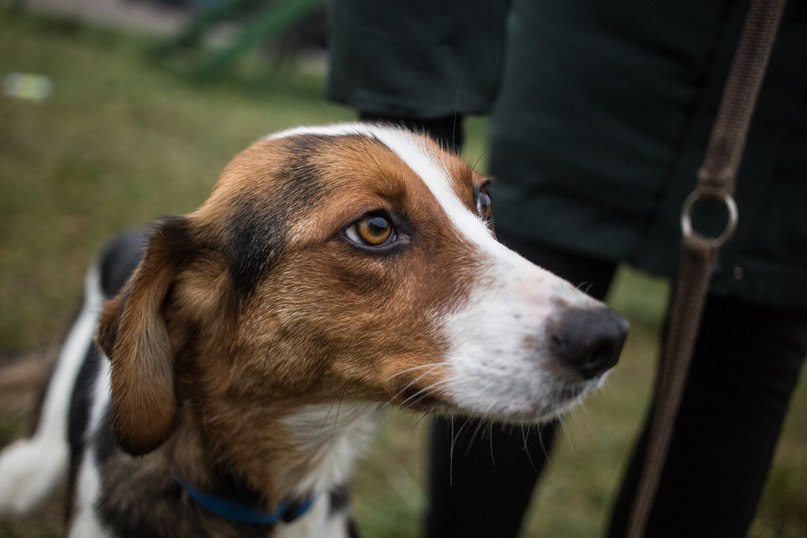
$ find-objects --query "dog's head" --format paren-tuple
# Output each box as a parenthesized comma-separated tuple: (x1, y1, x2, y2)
(97, 123, 627, 457)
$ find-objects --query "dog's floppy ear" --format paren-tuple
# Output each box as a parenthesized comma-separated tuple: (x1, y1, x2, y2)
(97, 216, 196, 456)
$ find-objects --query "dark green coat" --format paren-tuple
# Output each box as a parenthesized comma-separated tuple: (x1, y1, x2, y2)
(328, 0, 807, 309)
(327, 0, 509, 118)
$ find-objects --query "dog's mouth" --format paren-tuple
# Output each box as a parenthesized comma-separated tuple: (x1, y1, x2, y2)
(391, 378, 597, 421)
(481, 380, 598, 423)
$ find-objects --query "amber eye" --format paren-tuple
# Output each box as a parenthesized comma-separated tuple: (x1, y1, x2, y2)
(345, 214, 395, 248)
(476, 188, 493, 221)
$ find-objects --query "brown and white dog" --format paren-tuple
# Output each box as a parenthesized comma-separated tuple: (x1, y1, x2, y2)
(0, 123, 627, 537)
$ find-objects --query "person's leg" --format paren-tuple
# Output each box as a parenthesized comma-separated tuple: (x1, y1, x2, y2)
(425, 417, 556, 538)
(426, 234, 618, 538)
(608, 296, 807, 537)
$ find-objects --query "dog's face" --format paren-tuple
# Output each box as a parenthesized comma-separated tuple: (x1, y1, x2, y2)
(97, 124, 627, 457)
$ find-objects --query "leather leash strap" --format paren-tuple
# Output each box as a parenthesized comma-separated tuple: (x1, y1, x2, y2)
(625, 1, 786, 536)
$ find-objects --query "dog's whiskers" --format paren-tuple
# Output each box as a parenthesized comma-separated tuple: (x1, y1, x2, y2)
(577, 281, 595, 295)
(318, 382, 349, 441)
(519, 423, 541, 473)
(488, 420, 496, 466)
(397, 377, 454, 408)
(388, 363, 443, 381)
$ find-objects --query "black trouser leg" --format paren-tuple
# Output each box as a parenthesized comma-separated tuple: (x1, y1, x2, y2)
(608, 296, 807, 537)
(425, 234, 618, 538)
(425, 417, 557, 538)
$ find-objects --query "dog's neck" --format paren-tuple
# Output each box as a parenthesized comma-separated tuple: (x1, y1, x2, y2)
(280, 402, 382, 497)
(168, 401, 382, 513)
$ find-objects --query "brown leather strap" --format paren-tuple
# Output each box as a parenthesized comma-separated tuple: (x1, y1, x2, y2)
(625, 1, 786, 536)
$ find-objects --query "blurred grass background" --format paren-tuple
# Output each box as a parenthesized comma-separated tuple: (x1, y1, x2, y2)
(0, 9, 804, 537)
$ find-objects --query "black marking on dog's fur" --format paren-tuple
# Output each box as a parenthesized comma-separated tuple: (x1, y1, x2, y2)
(66, 345, 102, 510)
(99, 230, 149, 298)
(222, 135, 336, 296)
(328, 484, 350, 515)
(148, 216, 199, 271)
(327, 485, 363, 537)
(224, 195, 289, 298)
(93, 406, 117, 467)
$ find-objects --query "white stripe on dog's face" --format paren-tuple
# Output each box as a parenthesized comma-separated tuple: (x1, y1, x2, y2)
(273, 123, 608, 422)
(365, 127, 605, 421)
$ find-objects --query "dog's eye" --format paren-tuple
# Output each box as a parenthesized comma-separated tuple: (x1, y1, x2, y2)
(475, 187, 493, 221)
(345, 214, 396, 248)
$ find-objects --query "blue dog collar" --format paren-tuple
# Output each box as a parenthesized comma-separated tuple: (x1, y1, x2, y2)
(177, 477, 315, 526)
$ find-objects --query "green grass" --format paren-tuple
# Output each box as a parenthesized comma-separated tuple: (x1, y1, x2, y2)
(1, 10, 805, 537)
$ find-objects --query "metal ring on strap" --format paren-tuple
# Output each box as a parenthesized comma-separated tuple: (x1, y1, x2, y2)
(680, 189, 739, 247)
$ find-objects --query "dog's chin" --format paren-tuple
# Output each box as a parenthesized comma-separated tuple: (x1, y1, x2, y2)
(437, 375, 608, 425)
(391, 369, 611, 422)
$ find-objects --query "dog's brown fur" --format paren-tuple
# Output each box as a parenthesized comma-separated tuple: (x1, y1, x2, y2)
(95, 133, 488, 514)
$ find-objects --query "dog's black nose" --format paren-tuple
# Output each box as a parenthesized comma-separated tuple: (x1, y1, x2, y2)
(551, 307, 629, 379)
